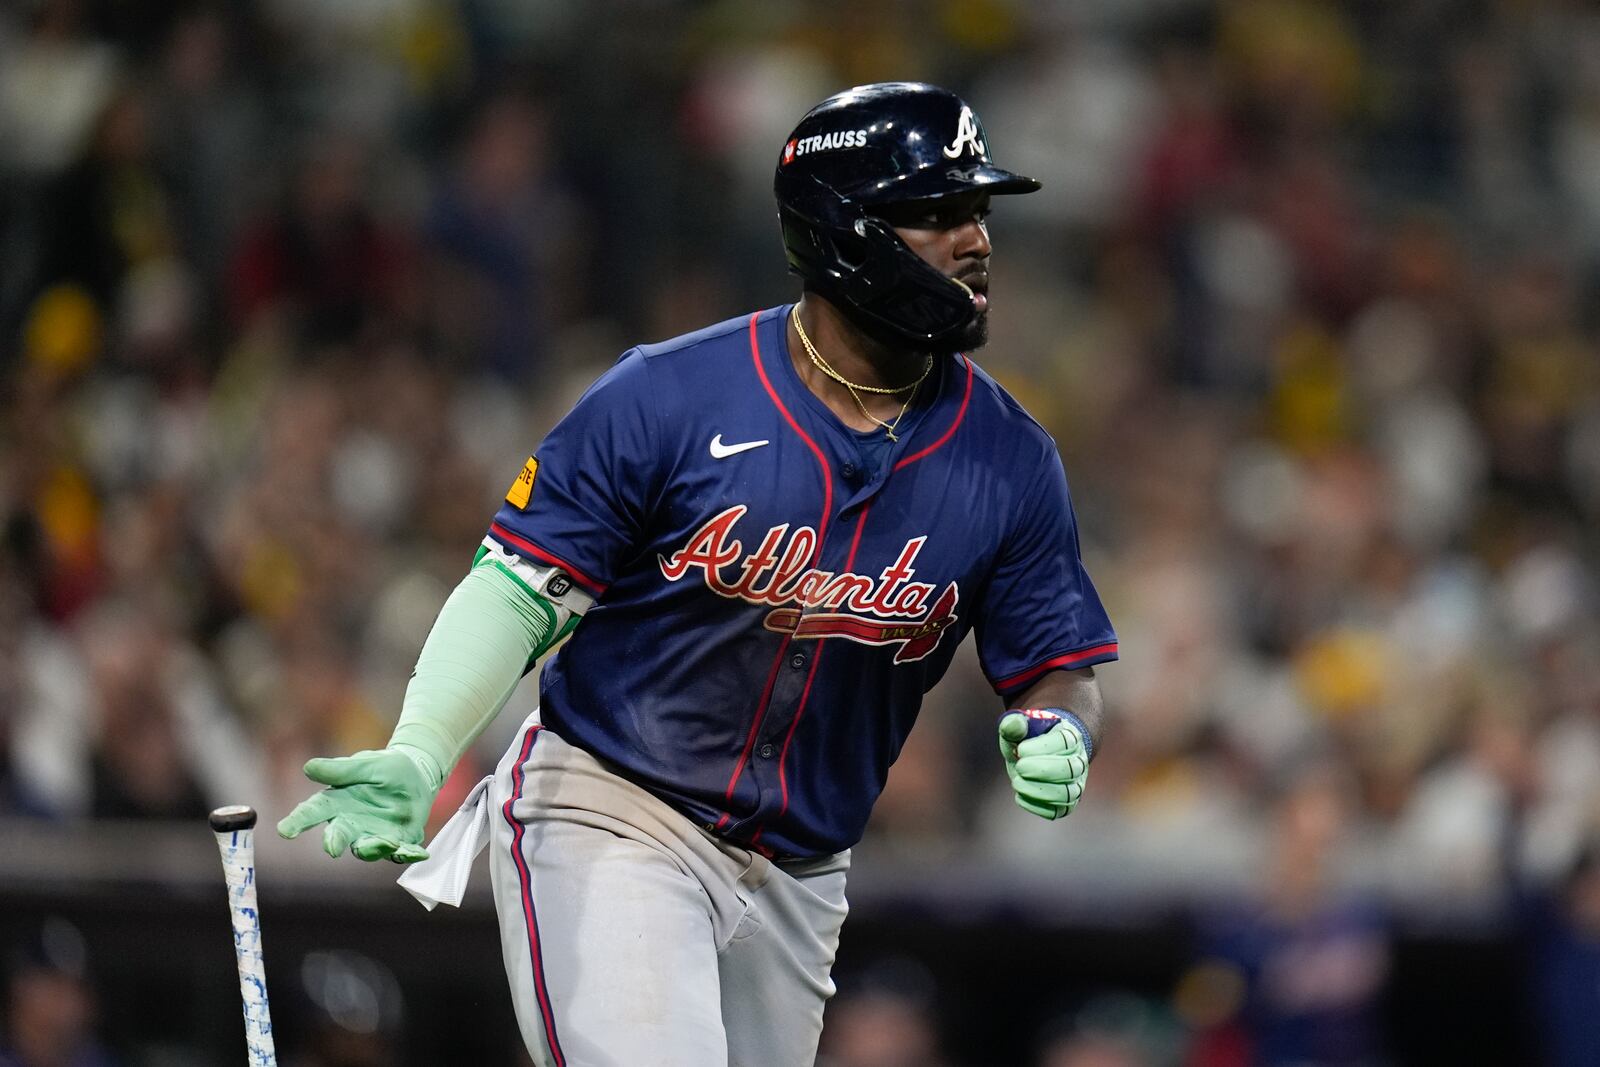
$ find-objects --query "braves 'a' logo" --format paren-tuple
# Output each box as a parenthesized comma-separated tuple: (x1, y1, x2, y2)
(658, 506, 958, 663)
(942, 105, 985, 159)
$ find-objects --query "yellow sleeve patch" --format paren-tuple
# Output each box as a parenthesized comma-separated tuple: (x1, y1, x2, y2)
(505, 456, 538, 509)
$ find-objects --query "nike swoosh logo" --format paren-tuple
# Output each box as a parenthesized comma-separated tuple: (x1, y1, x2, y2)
(709, 434, 770, 459)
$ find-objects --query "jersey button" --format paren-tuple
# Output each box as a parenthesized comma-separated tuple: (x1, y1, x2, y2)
(842, 462, 858, 479)
(790, 653, 806, 669)
(759, 743, 776, 759)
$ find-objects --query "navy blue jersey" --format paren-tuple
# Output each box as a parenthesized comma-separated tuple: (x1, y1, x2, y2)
(487, 305, 1116, 857)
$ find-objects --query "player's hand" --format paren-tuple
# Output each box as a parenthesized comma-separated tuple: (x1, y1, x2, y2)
(998, 710, 1089, 820)
(277, 748, 435, 863)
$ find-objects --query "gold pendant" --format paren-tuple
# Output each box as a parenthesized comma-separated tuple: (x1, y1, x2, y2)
(886, 430, 898, 442)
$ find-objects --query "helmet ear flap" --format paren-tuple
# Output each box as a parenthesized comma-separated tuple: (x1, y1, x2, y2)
(844, 217, 977, 344)
(838, 218, 898, 293)
(777, 184, 976, 349)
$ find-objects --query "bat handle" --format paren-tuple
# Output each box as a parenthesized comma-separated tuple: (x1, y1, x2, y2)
(211, 806, 278, 1067)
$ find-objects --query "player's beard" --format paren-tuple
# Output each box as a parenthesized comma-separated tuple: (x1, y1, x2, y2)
(947, 308, 987, 354)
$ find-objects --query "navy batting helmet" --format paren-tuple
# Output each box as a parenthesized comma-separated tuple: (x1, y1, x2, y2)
(774, 82, 1040, 349)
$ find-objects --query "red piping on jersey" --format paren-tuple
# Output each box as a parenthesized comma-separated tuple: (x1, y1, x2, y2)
(770, 505, 873, 820)
(488, 523, 608, 598)
(502, 724, 566, 1067)
(765, 356, 970, 825)
(748, 312, 833, 533)
(992, 643, 1120, 692)
(842, 501, 872, 571)
(766, 358, 969, 822)
(717, 632, 791, 824)
(893, 355, 974, 471)
(717, 311, 834, 830)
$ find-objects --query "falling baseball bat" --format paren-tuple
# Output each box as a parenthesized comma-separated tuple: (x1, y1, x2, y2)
(209, 805, 279, 1067)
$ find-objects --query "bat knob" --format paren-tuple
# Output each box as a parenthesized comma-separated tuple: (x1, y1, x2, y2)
(210, 805, 259, 832)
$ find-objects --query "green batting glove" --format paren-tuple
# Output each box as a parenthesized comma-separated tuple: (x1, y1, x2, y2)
(998, 710, 1090, 820)
(277, 747, 437, 863)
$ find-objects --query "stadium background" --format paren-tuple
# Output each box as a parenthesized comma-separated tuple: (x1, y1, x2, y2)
(3, 0, 1600, 1064)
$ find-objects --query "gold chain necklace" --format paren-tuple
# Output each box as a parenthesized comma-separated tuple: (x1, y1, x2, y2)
(792, 305, 932, 441)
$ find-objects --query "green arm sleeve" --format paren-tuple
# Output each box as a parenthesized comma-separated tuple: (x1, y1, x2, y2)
(386, 558, 577, 791)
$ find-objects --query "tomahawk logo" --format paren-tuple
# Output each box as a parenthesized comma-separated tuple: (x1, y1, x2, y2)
(762, 584, 959, 664)
(942, 105, 985, 159)
(658, 505, 959, 663)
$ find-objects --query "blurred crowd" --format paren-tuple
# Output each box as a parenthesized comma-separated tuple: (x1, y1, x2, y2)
(4, 0, 1600, 1063)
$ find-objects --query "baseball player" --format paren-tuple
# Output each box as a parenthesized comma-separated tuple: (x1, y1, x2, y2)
(279, 82, 1117, 1066)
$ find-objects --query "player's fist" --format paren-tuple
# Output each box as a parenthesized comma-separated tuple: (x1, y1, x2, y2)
(998, 710, 1089, 820)
(277, 748, 435, 863)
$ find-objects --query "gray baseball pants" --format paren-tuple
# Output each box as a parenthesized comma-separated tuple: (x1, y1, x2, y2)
(485, 714, 850, 1067)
